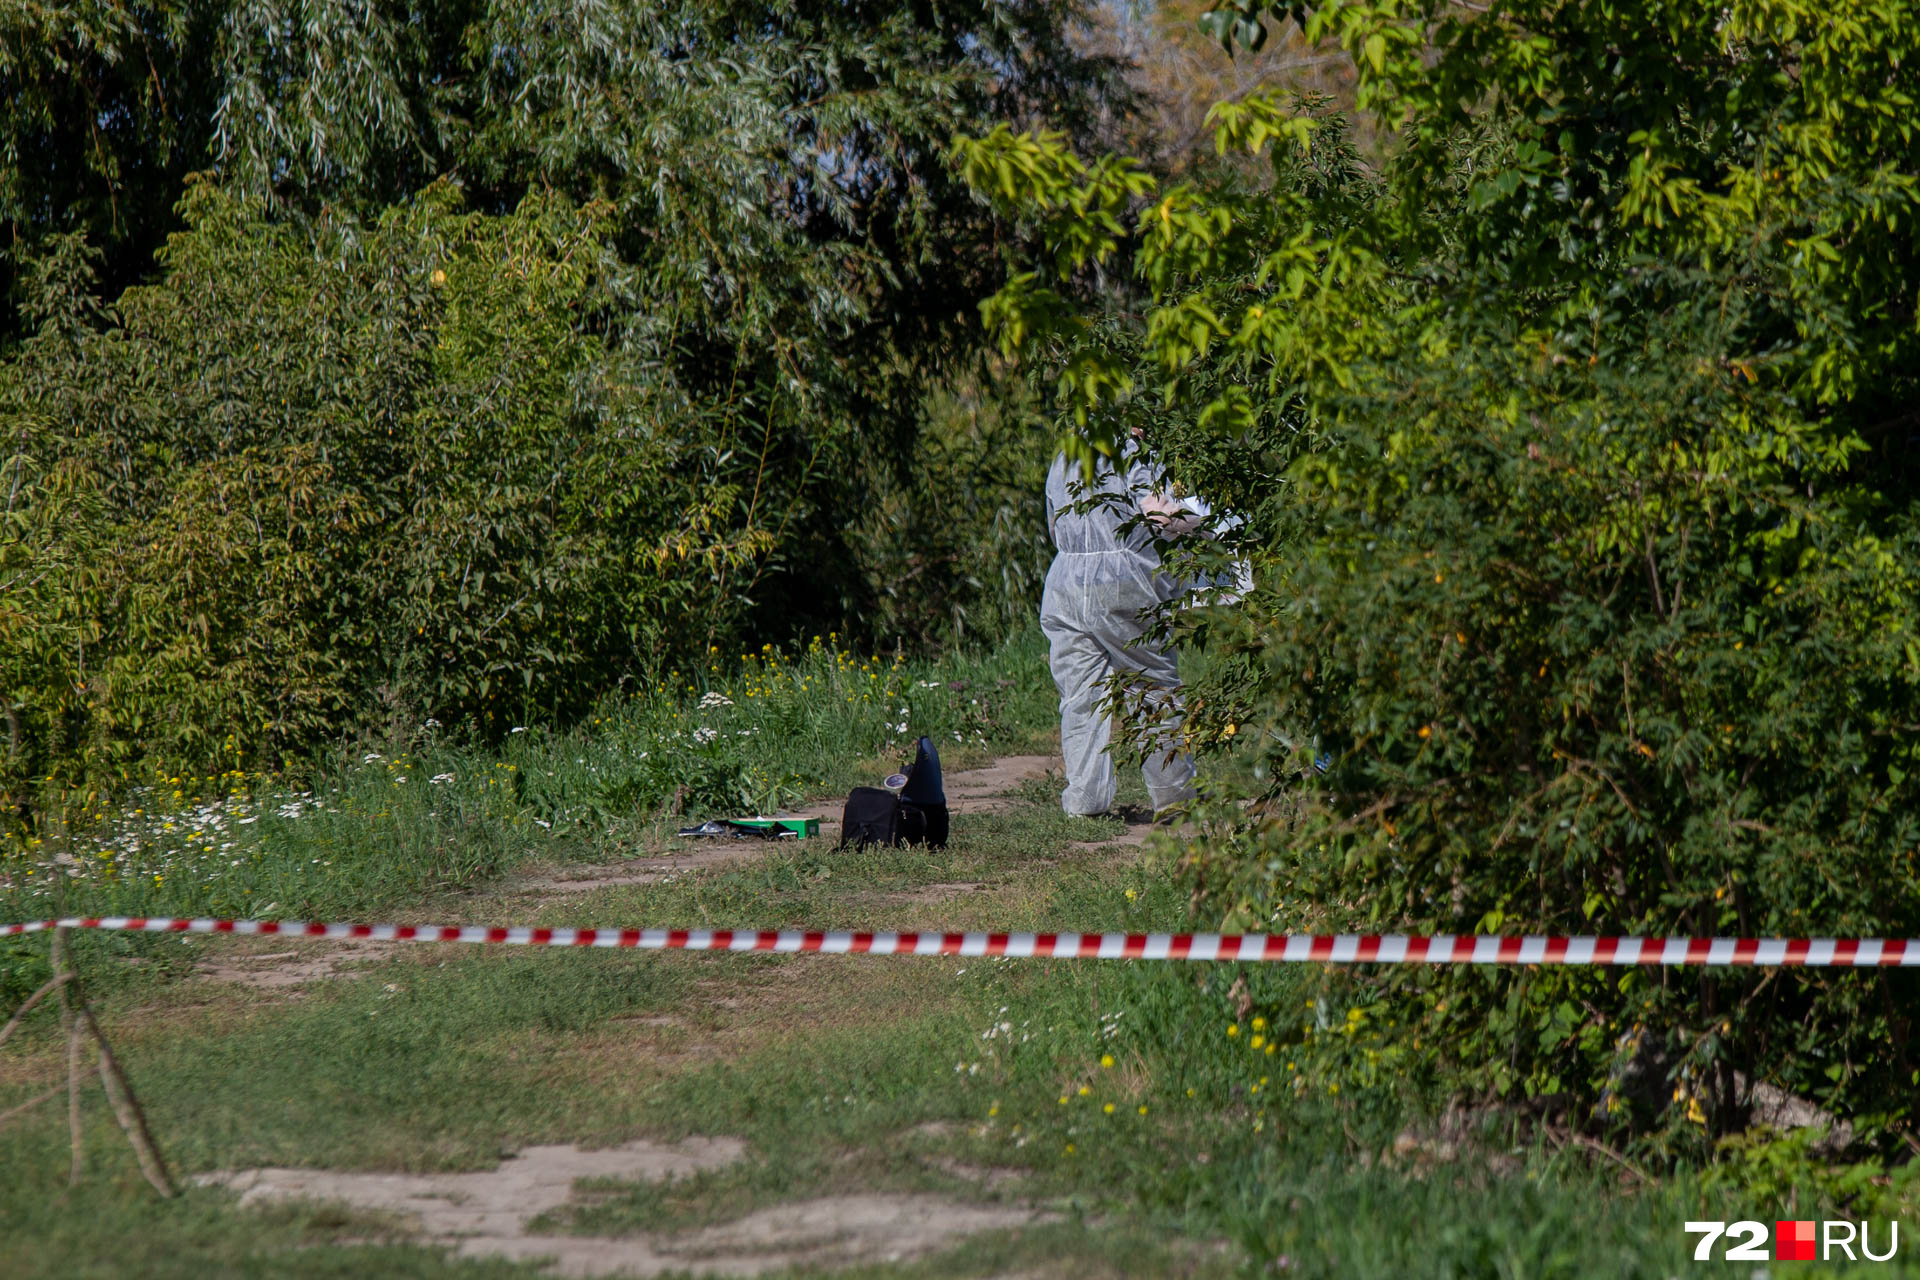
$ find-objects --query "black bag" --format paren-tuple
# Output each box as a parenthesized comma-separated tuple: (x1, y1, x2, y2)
(838, 787, 903, 849)
(837, 736, 950, 849)
(899, 797, 949, 848)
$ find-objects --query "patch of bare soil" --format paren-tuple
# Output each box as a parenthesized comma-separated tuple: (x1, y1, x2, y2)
(1069, 826, 1153, 853)
(516, 841, 772, 896)
(660, 1194, 1044, 1271)
(202, 1141, 1046, 1278)
(922, 1154, 1029, 1193)
(196, 938, 402, 991)
(882, 880, 990, 905)
(941, 755, 1059, 814)
(1069, 809, 1161, 853)
(202, 1138, 737, 1275)
(690, 953, 965, 1033)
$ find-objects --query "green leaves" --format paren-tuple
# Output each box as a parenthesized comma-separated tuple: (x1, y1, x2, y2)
(1206, 90, 1319, 159)
(0, 186, 743, 798)
(956, 91, 1371, 454)
(1197, 5, 1272, 55)
(950, 126, 1156, 276)
(966, 1, 1920, 1144)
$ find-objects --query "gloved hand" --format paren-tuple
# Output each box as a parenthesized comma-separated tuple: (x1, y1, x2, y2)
(1139, 491, 1204, 535)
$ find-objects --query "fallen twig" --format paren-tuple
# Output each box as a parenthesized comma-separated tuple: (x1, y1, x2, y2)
(0, 1083, 63, 1129)
(1557, 1126, 1651, 1185)
(79, 1008, 175, 1197)
(52, 927, 84, 1186)
(0, 971, 72, 1050)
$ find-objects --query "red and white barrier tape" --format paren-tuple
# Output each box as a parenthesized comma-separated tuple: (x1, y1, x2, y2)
(2, 917, 1917, 965)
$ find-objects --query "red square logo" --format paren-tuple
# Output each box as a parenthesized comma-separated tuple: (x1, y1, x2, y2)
(1776, 1220, 1816, 1261)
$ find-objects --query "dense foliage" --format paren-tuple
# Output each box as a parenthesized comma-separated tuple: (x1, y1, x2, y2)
(1, 0, 1115, 810)
(4, 187, 743, 789)
(961, 0, 1920, 1145)
(1, 0, 1121, 330)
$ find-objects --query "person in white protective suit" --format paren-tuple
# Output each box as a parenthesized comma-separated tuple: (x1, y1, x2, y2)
(1040, 443, 1203, 818)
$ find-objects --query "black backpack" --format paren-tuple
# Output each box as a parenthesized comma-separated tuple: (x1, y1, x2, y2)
(838, 737, 949, 849)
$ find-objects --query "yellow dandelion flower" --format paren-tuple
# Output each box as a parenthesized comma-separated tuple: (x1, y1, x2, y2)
(1100, 1054, 1115, 1069)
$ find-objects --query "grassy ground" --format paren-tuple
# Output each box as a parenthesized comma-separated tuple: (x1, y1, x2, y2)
(2, 633, 1914, 1277)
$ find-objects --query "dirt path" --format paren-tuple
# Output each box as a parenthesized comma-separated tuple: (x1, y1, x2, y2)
(193, 937, 401, 989)
(203, 1138, 1047, 1277)
(195, 751, 1107, 1277)
(937, 754, 1059, 814)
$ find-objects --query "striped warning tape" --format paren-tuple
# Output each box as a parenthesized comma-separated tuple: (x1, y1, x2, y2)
(1, 917, 1916, 965)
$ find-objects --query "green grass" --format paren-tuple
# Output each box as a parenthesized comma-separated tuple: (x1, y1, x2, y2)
(0, 632, 1058, 1000)
(3, 631, 1915, 1277)
(0, 1187, 542, 1280)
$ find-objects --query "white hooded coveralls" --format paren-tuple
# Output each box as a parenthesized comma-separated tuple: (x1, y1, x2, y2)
(1040, 449, 1198, 816)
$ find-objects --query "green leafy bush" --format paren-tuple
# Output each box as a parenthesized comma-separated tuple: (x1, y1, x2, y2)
(960, 1, 1920, 1146)
(847, 369, 1057, 646)
(1177, 305, 1920, 1149)
(0, 184, 759, 809)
